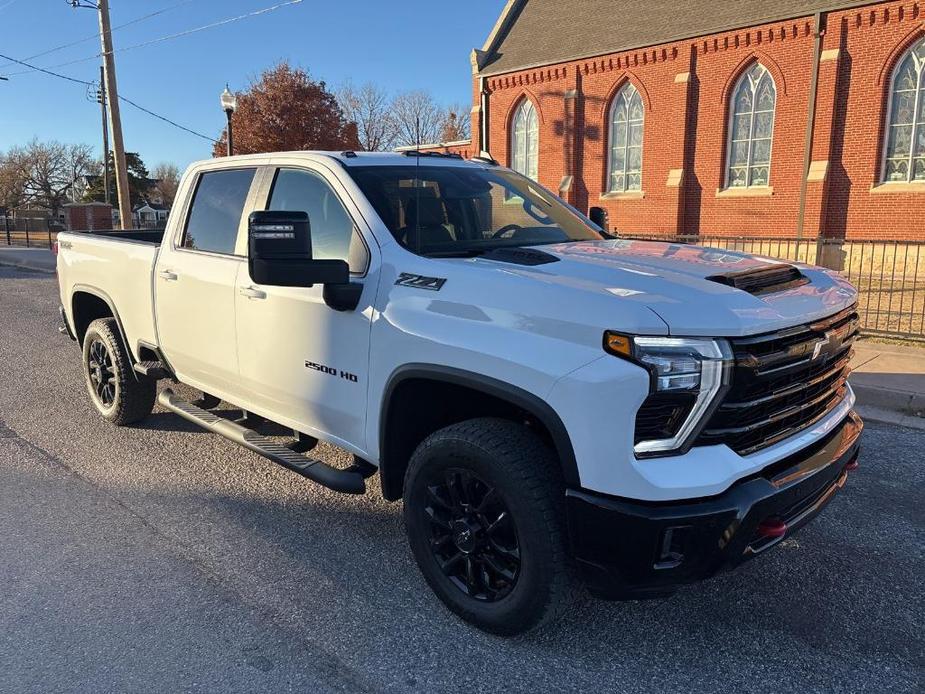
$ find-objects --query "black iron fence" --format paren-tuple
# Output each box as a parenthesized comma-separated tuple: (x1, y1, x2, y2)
(1, 216, 60, 249)
(624, 234, 925, 342)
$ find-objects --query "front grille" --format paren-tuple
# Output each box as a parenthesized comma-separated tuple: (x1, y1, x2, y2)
(696, 304, 859, 456)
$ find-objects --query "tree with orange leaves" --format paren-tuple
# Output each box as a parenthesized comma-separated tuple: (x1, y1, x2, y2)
(213, 62, 360, 156)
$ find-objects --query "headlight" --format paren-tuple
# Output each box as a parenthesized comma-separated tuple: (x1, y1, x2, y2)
(604, 332, 733, 457)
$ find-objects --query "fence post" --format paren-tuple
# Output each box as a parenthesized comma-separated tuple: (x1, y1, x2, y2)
(47, 224, 52, 250)
(3, 214, 9, 246)
(25, 218, 30, 247)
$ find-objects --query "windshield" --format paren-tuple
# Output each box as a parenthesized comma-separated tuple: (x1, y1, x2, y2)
(346, 164, 605, 256)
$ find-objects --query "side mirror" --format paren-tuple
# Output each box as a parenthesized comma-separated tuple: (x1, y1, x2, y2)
(248, 210, 348, 288)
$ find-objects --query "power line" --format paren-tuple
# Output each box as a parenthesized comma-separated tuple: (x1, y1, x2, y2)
(0, 51, 217, 143)
(118, 94, 217, 143)
(0, 0, 197, 71)
(0, 50, 92, 86)
(6, 0, 303, 75)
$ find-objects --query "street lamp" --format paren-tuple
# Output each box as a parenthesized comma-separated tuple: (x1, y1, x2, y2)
(220, 84, 237, 157)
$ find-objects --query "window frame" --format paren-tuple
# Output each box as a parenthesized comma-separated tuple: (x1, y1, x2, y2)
(510, 98, 539, 181)
(880, 38, 925, 185)
(724, 63, 777, 190)
(261, 165, 371, 277)
(606, 82, 645, 193)
(176, 166, 260, 259)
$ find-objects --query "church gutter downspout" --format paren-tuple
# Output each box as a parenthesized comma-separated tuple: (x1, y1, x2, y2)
(797, 11, 826, 241)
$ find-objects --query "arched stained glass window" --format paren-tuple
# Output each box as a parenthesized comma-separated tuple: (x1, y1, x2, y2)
(511, 99, 539, 180)
(608, 83, 644, 192)
(883, 39, 925, 183)
(726, 63, 776, 188)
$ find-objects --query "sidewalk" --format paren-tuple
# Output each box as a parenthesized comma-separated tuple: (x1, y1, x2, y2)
(0, 247, 56, 273)
(850, 338, 925, 429)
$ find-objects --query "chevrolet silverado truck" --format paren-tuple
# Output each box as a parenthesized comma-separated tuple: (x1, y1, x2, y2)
(56, 151, 863, 635)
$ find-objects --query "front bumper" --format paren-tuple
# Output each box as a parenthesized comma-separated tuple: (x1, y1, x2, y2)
(566, 410, 863, 599)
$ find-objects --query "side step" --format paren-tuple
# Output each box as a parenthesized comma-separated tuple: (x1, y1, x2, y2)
(157, 388, 366, 494)
(134, 361, 170, 380)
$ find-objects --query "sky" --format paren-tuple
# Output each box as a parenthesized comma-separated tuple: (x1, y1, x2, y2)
(0, 0, 506, 170)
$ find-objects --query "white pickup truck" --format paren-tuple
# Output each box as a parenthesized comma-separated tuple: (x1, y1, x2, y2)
(56, 151, 863, 634)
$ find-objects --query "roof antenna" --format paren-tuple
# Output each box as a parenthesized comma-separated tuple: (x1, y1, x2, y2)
(413, 115, 422, 255)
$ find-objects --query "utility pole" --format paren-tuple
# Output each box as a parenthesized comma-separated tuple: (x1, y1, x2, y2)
(98, 65, 110, 205)
(96, 0, 132, 229)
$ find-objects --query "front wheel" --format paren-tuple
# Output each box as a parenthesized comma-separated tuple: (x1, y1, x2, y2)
(82, 317, 156, 425)
(403, 418, 572, 635)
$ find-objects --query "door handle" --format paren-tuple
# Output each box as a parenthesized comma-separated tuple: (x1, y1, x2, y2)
(239, 286, 267, 300)
(158, 269, 178, 281)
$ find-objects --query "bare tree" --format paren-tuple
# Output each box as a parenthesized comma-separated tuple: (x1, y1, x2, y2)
(337, 82, 398, 151)
(390, 90, 448, 147)
(151, 162, 181, 206)
(441, 103, 472, 142)
(5, 140, 96, 218)
(0, 152, 27, 213)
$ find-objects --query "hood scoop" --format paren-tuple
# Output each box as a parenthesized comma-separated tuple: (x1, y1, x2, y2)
(480, 247, 560, 266)
(706, 264, 809, 296)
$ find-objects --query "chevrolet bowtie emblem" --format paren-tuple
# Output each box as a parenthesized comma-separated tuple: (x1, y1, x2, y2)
(812, 331, 833, 360)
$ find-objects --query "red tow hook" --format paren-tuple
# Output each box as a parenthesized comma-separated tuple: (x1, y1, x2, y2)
(845, 457, 859, 472)
(757, 518, 788, 539)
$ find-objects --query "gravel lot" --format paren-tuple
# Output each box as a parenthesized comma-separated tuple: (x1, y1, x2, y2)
(0, 265, 922, 693)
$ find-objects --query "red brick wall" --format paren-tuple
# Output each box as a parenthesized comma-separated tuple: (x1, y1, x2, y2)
(64, 204, 113, 231)
(476, 0, 925, 240)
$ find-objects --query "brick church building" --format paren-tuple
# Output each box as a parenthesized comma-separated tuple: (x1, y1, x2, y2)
(432, 0, 925, 239)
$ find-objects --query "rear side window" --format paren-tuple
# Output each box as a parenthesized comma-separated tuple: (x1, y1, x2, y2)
(182, 168, 256, 254)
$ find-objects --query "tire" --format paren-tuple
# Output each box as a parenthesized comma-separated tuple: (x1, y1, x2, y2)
(82, 317, 156, 426)
(403, 417, 572, 635)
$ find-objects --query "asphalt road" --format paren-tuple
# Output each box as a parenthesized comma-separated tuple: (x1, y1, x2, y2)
(0, 265, 922, 693)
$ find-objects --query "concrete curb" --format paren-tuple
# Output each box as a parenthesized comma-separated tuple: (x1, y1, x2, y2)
(850, 382, 924, 417)
(0, 259, 55, 274)
(0, 252, 56, 274)
(855, 405, 925, 431)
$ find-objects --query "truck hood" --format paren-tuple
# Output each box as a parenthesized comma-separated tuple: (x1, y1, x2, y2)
(471, 239, 858, 336)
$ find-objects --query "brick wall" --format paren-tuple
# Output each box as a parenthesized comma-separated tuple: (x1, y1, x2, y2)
(64, 203, 113, 231)
(468, 0, 925, 240)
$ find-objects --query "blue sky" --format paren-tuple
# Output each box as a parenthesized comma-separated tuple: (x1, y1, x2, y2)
(0, 0, 505, 169)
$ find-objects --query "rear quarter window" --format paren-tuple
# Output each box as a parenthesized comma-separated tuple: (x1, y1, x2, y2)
(182, 168, 256, 255)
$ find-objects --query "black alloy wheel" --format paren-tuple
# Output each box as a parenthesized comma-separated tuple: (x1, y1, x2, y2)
(87, 338, 117, 408)
(424, 468, 521, 602)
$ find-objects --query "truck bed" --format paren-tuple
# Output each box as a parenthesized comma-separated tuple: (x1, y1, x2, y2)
(57, 230, 162, 358)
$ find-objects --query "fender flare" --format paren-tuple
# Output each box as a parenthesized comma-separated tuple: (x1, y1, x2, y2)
(70, 284, 137, 365)
(379, 364, 580, 496)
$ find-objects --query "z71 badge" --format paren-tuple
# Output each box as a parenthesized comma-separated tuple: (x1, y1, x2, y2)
(395, 273, 446, 291)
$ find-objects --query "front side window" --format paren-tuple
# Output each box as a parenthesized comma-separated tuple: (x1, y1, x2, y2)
(347, 164, 604, 257)
(883, 38, 925, 183)
(183, 168, 256, 254)
(726, 63, 776, 188)
(608, 83, 644, 192)
(266, 168, 368, 272)
(510, 99, 539, 181)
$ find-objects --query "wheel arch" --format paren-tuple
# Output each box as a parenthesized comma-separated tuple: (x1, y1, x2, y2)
(378, 364, 579, 501)
(70, 285, 135, 363)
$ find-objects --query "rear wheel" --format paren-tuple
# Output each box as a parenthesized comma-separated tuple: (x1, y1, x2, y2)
(82, 318, 155, 425)
(403, 418, 572, 635)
